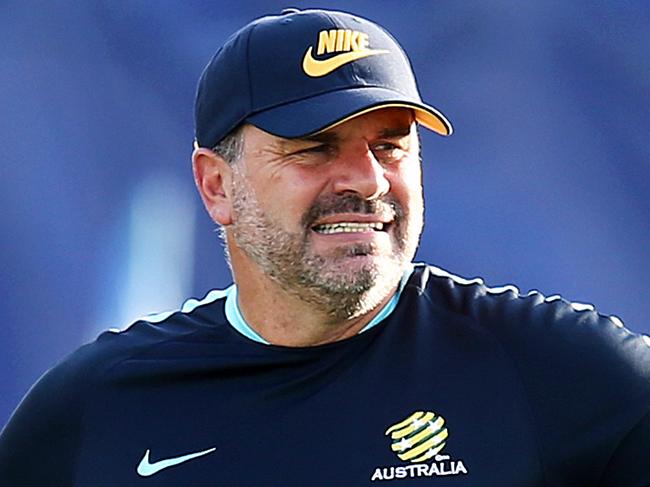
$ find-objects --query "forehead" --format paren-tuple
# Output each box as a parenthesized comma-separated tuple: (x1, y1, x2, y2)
(244, 107, 416, 149)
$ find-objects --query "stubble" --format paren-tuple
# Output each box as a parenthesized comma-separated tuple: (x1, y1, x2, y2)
(227, 169, 422, 322)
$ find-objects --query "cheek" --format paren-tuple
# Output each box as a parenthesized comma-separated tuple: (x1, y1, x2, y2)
(390, 164, 423, 208)
(251, 172, 324, 227)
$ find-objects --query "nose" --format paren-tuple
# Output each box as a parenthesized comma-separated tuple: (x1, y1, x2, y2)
(331, 146, 390, 200)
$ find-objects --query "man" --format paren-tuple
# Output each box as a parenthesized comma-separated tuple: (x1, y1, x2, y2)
(1, 8, 648, 486)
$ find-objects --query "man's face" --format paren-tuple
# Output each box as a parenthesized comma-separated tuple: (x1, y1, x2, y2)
(228, 108, 424, 320)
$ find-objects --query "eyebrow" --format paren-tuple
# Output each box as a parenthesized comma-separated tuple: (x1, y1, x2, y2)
(379, 125, 413, 138)
(300, 132, 339, 144)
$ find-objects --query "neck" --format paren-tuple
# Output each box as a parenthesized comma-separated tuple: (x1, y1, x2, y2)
(228, 247, 398, 347)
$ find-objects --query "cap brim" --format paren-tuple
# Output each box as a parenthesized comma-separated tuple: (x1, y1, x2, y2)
(246, 86, 453, 138)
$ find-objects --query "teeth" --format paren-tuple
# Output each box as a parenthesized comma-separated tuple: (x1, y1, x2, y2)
(313, 222, 385, 234)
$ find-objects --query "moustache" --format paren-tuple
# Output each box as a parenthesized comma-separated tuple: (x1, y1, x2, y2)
(301, 193, 401, 228)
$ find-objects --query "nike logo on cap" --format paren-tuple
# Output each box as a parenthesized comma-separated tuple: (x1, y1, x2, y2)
(302, 28, 389, 77)
(303, 47, 388, 77)
(136, 447, 216, 477)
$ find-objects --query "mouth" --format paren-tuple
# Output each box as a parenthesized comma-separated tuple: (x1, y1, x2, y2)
(312, 221, 388, 235)
(304, 195, 397, 238)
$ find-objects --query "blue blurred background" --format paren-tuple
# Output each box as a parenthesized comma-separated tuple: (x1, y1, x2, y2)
(1, 1, 648, 425)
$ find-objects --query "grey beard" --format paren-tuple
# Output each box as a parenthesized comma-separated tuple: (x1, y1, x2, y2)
(228, 175, 418, 322)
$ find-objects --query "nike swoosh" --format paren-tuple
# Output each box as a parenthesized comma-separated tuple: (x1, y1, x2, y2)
(136, 447, 217, 477)
(302, 46, 389, 77)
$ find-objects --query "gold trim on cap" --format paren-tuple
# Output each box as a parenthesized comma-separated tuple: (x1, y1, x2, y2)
(310, 103, 453, 136)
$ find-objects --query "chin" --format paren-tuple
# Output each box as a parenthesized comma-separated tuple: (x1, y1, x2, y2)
(318, 253, 405, 293)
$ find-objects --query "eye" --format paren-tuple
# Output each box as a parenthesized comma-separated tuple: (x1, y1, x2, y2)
(297, 144, 333, 155)
(289, 143, 336, 164)
(371, 142, 407, 163)
(373, 142, 399, 151)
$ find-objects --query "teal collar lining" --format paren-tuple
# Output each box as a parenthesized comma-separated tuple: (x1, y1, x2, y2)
(224, 264, 414, 345)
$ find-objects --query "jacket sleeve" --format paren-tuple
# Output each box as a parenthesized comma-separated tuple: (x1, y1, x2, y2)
(472, 283, 650, 486)
(0, 356, 86, 486)
(598, 408, 650, 487)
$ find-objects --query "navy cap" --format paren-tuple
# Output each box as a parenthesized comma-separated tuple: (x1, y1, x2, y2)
(194, 8, 452, 149)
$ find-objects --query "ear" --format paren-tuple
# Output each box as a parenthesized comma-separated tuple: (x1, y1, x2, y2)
(192, 147, 233, 225)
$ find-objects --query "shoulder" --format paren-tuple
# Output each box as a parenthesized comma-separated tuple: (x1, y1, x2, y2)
(406, 264, 650, 483)
(406, 263, 650, 406)
(408, 263, 650, 371)
(0, 288, 231, 484)
(4, 286, 232, 407)
(73, 287, 231, 373)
